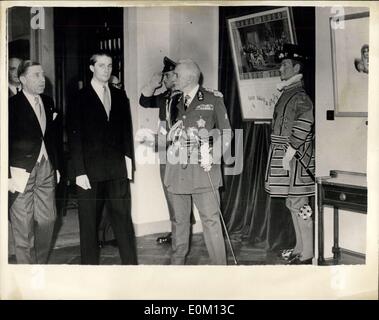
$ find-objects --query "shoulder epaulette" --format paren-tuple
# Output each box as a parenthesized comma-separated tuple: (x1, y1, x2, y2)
(203, 87, 223, 98)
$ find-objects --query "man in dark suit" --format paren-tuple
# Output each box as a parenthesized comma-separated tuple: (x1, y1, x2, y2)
(68, 51, 137, 265)
(9, 61, 60, 264)
(8, 57, 22, 97)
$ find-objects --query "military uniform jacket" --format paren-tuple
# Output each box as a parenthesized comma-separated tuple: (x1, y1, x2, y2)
(265, 81, 315, 197)
(164, 87, 232, 194)
(139, 90, 170, 122)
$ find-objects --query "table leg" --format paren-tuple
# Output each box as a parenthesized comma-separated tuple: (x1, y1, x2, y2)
(317, 182, 325, 265)
(332, 207, 340, 264)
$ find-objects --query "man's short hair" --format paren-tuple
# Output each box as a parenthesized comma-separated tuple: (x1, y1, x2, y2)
(290, 59, 304, 73)
(178, 59, 201, 83)
(9, 57, 22, 63)
(89, 51, 112, 66)
(361, 44, 369, 55)
(17, 60, 41, 78)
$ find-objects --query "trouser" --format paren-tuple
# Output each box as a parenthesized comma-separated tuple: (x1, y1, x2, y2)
(8, 223, 15, 256)
(159, 164, 175, 221)
(159, 164, 195, 227)
(167, 191, 226, 265)
(76, 178, 137, 265)
(9, 156, 57, 264)
(98, 207, 115, 243)
(285, 196, 314, 260)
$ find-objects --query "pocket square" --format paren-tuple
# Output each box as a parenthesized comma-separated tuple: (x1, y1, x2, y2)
(53, 112, 58, 120)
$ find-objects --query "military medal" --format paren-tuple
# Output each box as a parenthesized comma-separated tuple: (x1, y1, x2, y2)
(197, 116, 206, 128)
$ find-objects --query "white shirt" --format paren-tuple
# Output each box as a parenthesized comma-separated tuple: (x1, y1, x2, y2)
(183, 84, 199, 107)
(91, 78, 111, 106)
(91, 78, 131, 180)
(23, 90, 48, 162)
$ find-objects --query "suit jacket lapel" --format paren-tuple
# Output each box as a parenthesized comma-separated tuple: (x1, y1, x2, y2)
(89, 85, 109, 121)
(41, 95, 54, 134)
(20, 92, 43, 136)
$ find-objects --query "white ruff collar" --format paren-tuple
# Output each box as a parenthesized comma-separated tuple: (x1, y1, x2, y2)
(276, 74, 303, 92)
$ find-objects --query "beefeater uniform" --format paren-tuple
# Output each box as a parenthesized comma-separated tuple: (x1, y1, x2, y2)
(264, 80, 315, 197)
(264, 43, 315, 262)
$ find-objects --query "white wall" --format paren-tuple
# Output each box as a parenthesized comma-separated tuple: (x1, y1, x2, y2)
(316, 7, 368, 257)
(124, 7, 219, 236)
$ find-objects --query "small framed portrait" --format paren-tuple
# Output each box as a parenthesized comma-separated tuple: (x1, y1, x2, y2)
(330, 11, 369, 117)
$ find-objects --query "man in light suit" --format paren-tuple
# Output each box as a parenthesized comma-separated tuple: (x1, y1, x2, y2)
(9, 61, 60, 264)
(68, 51, 137, 265)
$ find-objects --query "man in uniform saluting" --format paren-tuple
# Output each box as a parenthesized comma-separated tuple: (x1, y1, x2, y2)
(139, 57, 178, 244)
(164, 59, 232, 265)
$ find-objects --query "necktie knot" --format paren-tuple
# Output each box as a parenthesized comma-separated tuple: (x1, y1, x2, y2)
(184, 94, 191, 109)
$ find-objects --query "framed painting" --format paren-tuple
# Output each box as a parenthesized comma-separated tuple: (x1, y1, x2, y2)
(330, 11, 369, 117)
(227, 7, 296, 120)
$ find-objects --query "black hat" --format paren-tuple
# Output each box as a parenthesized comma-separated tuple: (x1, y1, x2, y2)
(162, 56, 176, 73)
(278, 43, 308, 63)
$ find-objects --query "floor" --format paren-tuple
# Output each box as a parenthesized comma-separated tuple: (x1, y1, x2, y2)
(8, 208, 287, 265)
(8, 203, 366, 265)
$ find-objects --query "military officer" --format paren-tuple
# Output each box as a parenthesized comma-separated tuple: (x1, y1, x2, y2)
(264, 44, 315, 264)
(164, 59, 232, 265)
(139, 57, 177, 244)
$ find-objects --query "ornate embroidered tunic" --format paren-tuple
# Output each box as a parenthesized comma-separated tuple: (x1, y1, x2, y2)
(265, 81, 315, 197)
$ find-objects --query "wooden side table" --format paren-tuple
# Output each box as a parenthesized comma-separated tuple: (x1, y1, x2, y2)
(317, 170, 367, 265)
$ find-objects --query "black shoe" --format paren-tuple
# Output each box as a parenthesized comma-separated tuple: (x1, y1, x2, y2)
(99, 239, 118, 248)
(289, 257, 313, 265)
(106, 239, 118, 247)
(157, 233, 172, 244)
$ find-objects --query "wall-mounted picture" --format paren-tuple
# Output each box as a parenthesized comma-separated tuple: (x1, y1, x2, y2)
(330, 11, 369, 117)
(228, 7, 296, 120)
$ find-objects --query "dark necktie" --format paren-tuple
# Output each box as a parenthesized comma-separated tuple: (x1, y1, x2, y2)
(184, 94, 190, 110)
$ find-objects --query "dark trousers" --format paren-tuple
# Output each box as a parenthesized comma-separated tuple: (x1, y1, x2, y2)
(76, 178, 137, 265)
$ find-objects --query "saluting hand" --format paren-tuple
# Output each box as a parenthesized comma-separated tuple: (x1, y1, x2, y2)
(141, 72, 163, 97)
(149, 72, 163, 90)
